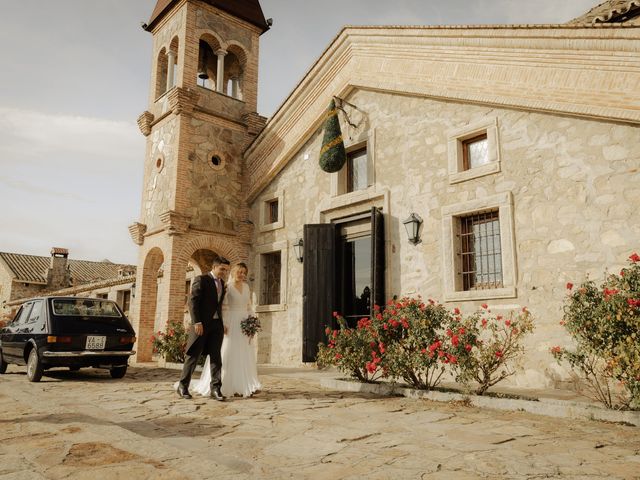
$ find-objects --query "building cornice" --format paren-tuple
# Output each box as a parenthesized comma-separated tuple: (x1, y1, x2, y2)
(245, 25, 640, 201)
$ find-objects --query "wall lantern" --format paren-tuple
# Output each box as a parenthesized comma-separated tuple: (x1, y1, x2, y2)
(294, 238, 304, 263)
(130, 282, 136, 298)
(402, 213, 423, 245)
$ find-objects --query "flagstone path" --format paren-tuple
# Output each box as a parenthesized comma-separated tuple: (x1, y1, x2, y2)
(0, 365, 638, 479)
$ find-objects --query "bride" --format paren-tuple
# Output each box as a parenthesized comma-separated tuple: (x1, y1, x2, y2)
(191, 262, 261, 398)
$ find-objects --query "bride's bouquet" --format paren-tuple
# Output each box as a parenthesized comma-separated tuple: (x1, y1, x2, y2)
(240, 315, 261, 338)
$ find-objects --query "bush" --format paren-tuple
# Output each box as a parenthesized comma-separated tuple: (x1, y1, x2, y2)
(456, 305, 534, 395)
(552, 253, 640, 410)
(151, 318, 188, 363)
(381, 298, 476, 390)
(317, 313, 384, 382)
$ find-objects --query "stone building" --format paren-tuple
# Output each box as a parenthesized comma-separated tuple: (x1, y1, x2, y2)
(0, 248, 136, 321)
(130, 0, 640, 388)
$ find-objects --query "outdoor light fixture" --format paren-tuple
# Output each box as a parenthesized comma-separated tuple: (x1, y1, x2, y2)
(402, 213, 423, 245)
(294, 238, 304, 263)
(130, 282, 136, 298)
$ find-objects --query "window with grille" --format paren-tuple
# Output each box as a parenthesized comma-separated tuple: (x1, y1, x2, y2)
(266, 199, 279, 224)
(462, 133, 489, 170)
(459, 210, 503, 290)
(347, 147, 368, 192)
(261, 251, 281, 305)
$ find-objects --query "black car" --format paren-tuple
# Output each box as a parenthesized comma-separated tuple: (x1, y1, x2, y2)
(0, 296, 136, 382)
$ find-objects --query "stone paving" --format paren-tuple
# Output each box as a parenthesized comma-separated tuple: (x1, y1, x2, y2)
(0, 364, 639, 479)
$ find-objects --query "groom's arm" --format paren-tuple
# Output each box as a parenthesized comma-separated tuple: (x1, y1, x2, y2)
(189, 276, 204, 328)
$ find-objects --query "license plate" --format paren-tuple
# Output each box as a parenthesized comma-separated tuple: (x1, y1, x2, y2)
(86, 336, 106, 350)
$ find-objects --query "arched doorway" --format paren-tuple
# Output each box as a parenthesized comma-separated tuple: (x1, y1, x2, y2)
(136, 247, 164, 361)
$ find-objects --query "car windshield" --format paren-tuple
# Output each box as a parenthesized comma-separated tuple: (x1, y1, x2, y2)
(52, 299, 122, 318)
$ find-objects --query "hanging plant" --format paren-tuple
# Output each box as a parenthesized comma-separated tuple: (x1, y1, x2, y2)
(319, 99, 347, 173)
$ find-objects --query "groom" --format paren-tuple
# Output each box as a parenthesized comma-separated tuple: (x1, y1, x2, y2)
(177, 256, 230, 401)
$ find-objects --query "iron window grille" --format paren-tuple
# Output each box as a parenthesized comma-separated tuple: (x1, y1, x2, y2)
(459, 210, 503, 290)
(261, 251, 281, 305)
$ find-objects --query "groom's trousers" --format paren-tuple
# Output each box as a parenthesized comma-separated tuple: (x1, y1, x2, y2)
(179, 324, 223, 391)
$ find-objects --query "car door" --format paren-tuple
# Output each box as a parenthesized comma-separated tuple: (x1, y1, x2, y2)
(2, 303, 33, 362)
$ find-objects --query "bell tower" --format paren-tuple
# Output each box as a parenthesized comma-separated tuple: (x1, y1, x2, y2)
(129, 0, 270, 361)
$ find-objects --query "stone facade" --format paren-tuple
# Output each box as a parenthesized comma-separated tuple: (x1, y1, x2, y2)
(242, 24, 640, 388)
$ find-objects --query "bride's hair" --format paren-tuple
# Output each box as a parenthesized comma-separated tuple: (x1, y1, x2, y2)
(230, 262, 248, 277)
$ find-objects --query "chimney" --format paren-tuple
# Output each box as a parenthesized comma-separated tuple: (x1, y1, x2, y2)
(47, 247, 72, 289)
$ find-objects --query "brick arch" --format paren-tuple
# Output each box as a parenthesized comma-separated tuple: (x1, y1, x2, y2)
(136, 247, 165, 362)
(177, 234, 246, 267)
(225, 41, 248, 68)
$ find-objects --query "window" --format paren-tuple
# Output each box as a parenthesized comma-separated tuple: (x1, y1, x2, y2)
(441, 192, 516, 301)
(459, 211, 503, 290)
(96, 293, 108, 300)
(267, 199, 279, 224)
(347, 148, 368, 193)
(260, 252, 281, 305)
(259, 190, 284, 232)
(332, 129, 376, 197)
(27, 300, 43, 325)
(12, 303, 33, 326)
(462, 133, 489, 170)
(448, 118, 500, 184)
(122, 290, 131, 315)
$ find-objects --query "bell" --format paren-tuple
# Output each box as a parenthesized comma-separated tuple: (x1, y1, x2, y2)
(198, 70, 209, 80)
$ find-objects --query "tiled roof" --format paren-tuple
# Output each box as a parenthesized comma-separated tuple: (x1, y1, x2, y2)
(147, 0, 270, 33)
(0, 252, 136, 285)
(568, 0, 640, 24)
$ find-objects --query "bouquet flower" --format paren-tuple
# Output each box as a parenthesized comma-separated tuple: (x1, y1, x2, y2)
(241, 315, 261, 338)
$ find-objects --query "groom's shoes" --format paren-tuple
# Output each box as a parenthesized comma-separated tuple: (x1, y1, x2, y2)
(177, 383, 192, 400)
(210, 388, 225, 402)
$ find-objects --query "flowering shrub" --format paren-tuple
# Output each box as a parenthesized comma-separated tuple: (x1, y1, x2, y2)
(551, 253, 640, 410)
(317, 314, 384, 382)
(151, 318, 188, 363)
(381, 298, 476, 390)
(456, 305, 534, 395)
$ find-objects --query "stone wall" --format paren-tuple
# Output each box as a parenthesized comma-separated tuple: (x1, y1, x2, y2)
(250, 88, 640, 388)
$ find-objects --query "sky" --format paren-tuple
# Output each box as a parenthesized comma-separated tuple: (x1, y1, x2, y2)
(0, 0, 598, 265)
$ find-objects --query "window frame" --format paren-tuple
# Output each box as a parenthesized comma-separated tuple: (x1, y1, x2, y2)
(332, 129, 376, 197)
(254, 240, 288, 312)
(441, 192, 517, 302)
(259, 189, 284, 232)
(448, 118, 500, 184)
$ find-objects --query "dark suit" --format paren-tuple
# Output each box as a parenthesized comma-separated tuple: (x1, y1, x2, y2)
(179, 273, 226, 392)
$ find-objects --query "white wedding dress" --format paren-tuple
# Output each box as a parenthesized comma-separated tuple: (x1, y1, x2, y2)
(190, 282, 261, 398)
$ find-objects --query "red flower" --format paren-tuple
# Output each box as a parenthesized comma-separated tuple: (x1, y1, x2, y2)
(495, 350, 503, 358)
(325, 327, 331, 335)
(332, 330, 339, 338)
(465, 344, 472, 352)
(373, 305, 380, 312)
(401, 319, 409, 329)
(458, 327, 466, 335)
(332, 311, 339, 318)
(550, 346, 562, 354)
(603, 288, 619, 299)
(481, 318, 488, 328)
(378, 342, 386, 354)
(481, 303, 488, 309)
(446, 329, 453, 337)
(453, 307, 460, 315)
(451, 335, 459, 347)
(505, 320, 511, 327)
(559, 320, 565, 326)
(447, 354, 458, 364)
(628, 298, 640, 308)
(421, 348, 427, 354)
(629, 252, 640, 263)
(334, 353, 342, 360)
(566, 282, 573, 290)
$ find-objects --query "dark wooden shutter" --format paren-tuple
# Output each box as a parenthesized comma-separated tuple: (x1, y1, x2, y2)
(302, 224, 336, 362)
(371, 207, 385, 310)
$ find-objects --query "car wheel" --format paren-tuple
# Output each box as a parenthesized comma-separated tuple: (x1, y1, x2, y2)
(110, 365, 127, 379)
(26, 349, 44, 382)
(0, 350, 7, 374)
